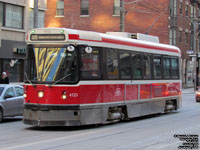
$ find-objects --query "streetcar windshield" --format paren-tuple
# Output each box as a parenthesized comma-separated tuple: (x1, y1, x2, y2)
(25, 45, 78, 84)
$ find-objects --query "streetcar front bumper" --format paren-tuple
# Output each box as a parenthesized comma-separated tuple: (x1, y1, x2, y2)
(23, 104, 81, 126)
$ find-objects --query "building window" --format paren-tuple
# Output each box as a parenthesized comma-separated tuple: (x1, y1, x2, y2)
(5, 4, 23, 29)
(191, 5, 196, 18)
(80, 0, 89, 15)
(170, 0, 177, 16)
(0, 3, 3, 26)
(179, 30, 182, 42)
(38, 10, 45, 27)
(113, 0, 120, 16)
(185, 32, 188, 44)
(179, 2, 182, 14)
(186, 5, 188, 16)
(29, 9, 45, 29)
(56, 0, 64, 16)
(38, 0, 47, 9)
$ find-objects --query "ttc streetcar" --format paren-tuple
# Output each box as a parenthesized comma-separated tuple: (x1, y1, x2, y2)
(23, 28, 182, 126)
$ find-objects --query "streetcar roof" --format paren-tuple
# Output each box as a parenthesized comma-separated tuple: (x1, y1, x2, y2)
(27, 28, 181, 56)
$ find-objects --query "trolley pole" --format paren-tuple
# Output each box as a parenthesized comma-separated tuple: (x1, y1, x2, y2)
(120, 0, 125, 32)
(34, 0, 39, 28)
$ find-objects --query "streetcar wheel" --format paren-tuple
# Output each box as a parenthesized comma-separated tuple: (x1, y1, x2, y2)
(0, 109, 3, 123)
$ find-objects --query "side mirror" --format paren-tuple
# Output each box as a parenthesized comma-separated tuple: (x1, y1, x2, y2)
(4, 95, 13, 99)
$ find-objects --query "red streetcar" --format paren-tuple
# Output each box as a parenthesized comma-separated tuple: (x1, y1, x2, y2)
(23, 28, 182, 126)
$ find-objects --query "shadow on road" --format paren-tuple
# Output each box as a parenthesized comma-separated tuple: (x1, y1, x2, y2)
(1, 116, 22, 124)
(24, 111, 179, 131)
(127, 111, 179, 122)
(25, 124, 102, 132)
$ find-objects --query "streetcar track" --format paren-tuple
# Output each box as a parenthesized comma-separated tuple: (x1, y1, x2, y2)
(3, 117, 199, 150)
(1, 109, 200, 150)
(0, 92, 199, 150)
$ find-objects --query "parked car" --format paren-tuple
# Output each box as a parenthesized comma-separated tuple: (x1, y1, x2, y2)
(0, 84, 24, 122)
(196, 86, 200, 102)
(196, 91, 200, 102)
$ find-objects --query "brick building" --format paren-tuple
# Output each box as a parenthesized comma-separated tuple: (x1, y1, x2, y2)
(45, 0, 200, 87)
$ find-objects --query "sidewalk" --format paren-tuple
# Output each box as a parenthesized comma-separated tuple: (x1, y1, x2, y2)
(182, 88, 195, 94)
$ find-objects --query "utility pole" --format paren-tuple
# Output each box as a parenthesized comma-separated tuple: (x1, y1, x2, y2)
(190, 18, 200, 90)
(120, 0, 125, 32)
(34, 0, 39, 28)
(192, 19, 198, 90)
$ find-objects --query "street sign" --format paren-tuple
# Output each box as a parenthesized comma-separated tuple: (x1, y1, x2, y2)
(187, 50, 194, 54)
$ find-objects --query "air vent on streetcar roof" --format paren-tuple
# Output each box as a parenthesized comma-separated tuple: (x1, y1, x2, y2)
(106, 32, 159, 43)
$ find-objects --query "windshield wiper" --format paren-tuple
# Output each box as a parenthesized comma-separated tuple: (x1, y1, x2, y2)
(50, 72, 77, 86)
(24, 72, 33, 85)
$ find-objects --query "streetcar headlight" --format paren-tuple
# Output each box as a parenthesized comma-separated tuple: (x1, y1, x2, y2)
(62, 95, 67, 99)
(62, 91, 67, 100)
(23, 93, 27, 98)
(38, 91, 44, 98)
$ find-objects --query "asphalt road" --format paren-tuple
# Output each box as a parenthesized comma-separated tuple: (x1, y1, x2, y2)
(0, 88, 199, 150)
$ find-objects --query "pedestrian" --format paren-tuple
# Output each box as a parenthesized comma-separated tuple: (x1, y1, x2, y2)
(0, 72, 9, 84)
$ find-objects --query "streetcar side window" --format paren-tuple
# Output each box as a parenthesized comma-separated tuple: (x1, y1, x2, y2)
(80, 47, 101, 79)
(119, 52, 131, 79)
(132, 53, 142, 79)
(171, 57, 179, 79)
(106, 49, 119, 79)
(153, 56, 162, 79)
(143, 54, 151, 79)
(163, 57, 171, 78)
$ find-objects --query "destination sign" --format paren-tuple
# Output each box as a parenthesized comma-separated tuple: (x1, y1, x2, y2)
(30, 34, 65, 41)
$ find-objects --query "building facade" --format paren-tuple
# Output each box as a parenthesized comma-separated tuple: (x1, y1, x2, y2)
(0, 0, 46, 82)
(45, 0, 200, 87)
